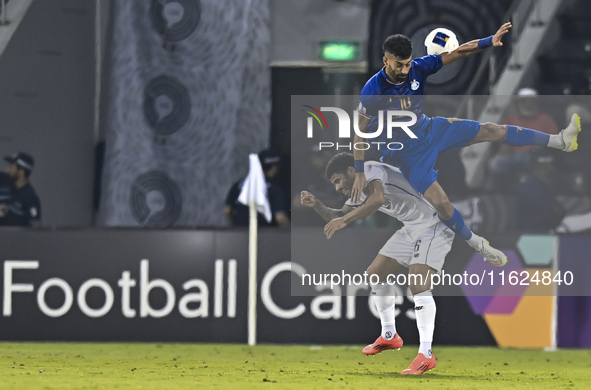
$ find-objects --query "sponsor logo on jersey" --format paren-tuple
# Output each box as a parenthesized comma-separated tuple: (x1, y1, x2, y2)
(357, 101, 366, 114)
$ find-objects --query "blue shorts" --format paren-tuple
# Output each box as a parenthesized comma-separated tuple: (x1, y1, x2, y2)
(383, 116, 481, 195)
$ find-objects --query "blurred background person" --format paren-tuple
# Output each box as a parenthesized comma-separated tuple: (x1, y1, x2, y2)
(0, 163, 13, 221)
(292, 145, 347, 227)
(225, 150, 290, 228)
(0, 152, 41, 228)
(563, 103, 591, 184)
(487, 88, 559, 191)
(516, 151, 565, 232)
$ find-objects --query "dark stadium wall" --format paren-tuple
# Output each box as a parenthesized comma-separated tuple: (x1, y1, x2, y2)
(269, 0, 369, 64)
(0, 0, 96, 227)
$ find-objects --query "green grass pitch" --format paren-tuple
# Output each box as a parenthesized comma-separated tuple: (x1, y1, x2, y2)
(0, 343, 589, 389)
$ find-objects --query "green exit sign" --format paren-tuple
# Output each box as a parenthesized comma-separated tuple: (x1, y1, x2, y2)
(319, 41, 360, 61)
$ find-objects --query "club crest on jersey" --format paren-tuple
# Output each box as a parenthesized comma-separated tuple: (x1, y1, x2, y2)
(411, 79, 420, 90)
(357, 101, 366, 114)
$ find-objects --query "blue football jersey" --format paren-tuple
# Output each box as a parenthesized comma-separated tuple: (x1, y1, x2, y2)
(357, 54, 443, 142)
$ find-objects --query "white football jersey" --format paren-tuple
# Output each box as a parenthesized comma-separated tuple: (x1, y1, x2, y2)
(345, 161, 440, 230)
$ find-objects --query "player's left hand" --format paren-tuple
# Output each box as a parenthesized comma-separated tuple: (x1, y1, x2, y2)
(351, 173, 367, 204)
(324, 217, 348, 240)
(300, 191, 317, 208)
(493, 22, 512, 46)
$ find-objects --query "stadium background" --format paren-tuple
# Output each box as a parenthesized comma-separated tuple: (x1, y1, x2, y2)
(0, 0, 590, 353)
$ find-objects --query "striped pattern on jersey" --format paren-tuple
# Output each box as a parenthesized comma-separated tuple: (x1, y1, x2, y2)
(345, 161, 439, 229)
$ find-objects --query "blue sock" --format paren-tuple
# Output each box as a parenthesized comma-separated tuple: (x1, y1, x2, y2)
(503, 125, 550, 147)
(441, 208, 473, 241)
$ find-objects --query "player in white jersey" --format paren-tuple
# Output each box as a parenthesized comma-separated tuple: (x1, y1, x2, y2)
(301, 152, 458, 374)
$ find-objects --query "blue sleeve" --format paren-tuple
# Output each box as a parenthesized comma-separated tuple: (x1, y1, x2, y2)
(412, 54, 443, 77)
(357, 78, 381, 119)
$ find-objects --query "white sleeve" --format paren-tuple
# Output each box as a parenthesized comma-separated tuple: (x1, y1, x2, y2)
(364, 164, 388, 187)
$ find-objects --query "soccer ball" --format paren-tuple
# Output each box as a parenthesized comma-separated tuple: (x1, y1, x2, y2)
(424, 28, 459, 55)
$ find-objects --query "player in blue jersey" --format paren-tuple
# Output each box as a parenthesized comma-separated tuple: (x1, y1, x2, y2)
(352, 22, 581, 266)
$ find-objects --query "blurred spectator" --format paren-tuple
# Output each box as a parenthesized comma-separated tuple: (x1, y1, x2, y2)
(435, 150, 469, 201)
(488, 88, 559, 190)
(516, 151, 565, 232)
(0, 167, 13, 220)
(564, 103, 591, 168)
(292, 146, 345, 209)
(292, 146, 347, 227)
(565, 104, 591, 125)
(0, 152, 42, 228)
(224, 150, 290, 228)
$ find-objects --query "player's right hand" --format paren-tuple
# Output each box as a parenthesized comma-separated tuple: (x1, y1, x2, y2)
(300, 191, 317, 208)
(493, 22, 512, 46)
(351, 173, 367, 203)
(324, 217, 347, 240)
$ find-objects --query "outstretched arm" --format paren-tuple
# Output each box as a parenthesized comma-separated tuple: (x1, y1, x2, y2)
(300, 190, 353, 222)
(440, 22, 511, 65)
(324, 181, 385, 239)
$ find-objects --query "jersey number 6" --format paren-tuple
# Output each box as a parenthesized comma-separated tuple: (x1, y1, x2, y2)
(414, 240, 422, 252)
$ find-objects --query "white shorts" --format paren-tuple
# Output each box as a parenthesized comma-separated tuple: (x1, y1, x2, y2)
(378, 222, 454, 271)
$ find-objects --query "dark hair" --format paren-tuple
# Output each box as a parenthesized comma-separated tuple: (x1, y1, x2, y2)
(383, 34, 412, 59)
(325, 152, 354, 180)
(258, 149, 281, 172)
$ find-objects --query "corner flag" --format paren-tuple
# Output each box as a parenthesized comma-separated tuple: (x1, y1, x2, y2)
(238, 154, 272, 222)
(237, 153, 271, 346)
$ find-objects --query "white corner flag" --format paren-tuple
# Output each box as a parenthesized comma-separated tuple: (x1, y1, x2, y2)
(238, 154, 272, 222)
(238, 154, 271, 346)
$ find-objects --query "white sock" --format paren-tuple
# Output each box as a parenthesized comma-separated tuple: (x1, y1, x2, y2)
(548, 133, 565, 149)
(414, 290, 436, 358)
(466, 232, 483, 249)
(371, 283, 396, 340)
